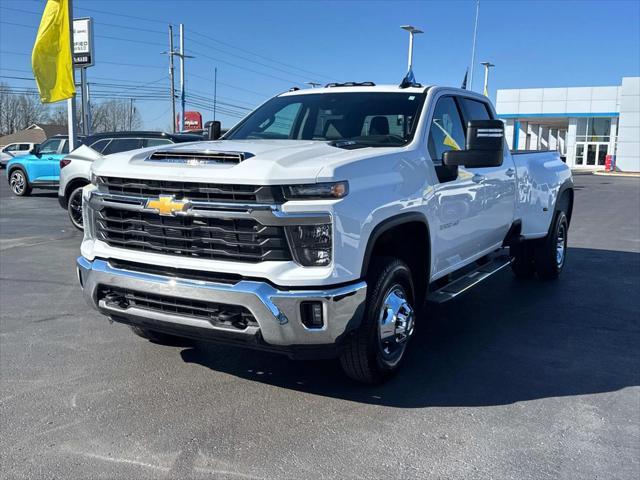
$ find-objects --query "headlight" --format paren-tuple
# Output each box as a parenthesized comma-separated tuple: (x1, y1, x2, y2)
(283, 181, 348, 200)
(285, 224, 332, 266)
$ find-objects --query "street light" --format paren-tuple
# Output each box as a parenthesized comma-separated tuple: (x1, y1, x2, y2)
(481, 61, 495, 97)
(400, 25, 423, 72)
(305, 82, 321, 88)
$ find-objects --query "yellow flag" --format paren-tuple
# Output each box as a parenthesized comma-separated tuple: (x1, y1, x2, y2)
(443, 134, 461, 150)
(31, 0, 75, 103)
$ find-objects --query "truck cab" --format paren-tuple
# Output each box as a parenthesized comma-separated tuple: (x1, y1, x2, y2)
(76, 83, 573, 383)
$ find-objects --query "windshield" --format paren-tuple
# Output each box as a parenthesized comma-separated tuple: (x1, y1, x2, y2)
(226, 92, 426, 147)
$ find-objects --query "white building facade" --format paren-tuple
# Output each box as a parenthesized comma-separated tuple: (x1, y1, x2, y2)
(496, 76, 639, 172)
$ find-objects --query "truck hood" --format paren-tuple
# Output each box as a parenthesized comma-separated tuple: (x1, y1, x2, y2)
(91, 139, 394, 184)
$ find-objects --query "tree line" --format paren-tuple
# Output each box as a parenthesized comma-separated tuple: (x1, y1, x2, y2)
(0, 83, 142, 136)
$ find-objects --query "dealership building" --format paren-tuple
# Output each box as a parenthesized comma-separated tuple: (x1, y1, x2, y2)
(496, 76, 639, 172)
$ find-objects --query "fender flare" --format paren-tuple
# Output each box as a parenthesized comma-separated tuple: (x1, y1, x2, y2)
(556, 178, 575, 223)
(360, 211, 431, 279)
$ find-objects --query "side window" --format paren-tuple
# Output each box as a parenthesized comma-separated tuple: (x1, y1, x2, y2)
(460, 98, 492, 122)
(102, 138, 143, 155)
(39, 139, 62, 155)
(89, 139, 111, 153)
(61, 140, 70, 154)
(427, 97, 465, 162)
(19, 144, 30, 151)
(4, 144, 17, 152)
(143, 138, 172, 148)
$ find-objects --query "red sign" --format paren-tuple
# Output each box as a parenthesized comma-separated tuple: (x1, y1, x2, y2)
(176, 111, 203, 131)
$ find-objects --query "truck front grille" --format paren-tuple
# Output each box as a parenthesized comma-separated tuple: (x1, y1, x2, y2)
(96, 207, 292, 262)
(98, 286, 257, 331)
(98, 176, 282, 203)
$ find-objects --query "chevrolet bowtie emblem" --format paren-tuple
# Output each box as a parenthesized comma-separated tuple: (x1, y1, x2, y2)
(145, 195, 188, 216)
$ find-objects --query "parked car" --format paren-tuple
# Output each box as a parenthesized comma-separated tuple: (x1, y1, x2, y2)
(77, 83, 573, 383)
(58, 131, 201, 229)
(5, 135, 83, 196)
(0, 142, 37, 168)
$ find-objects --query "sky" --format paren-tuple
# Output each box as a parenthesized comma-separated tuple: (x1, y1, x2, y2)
(1, 0, 639, 130)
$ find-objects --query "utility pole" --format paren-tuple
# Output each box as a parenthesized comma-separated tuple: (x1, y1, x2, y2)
(401, 25, 423, 72)
(481, 61, 494, 97)
(179, 24, 185, 132)
(213, 67, 217, 122)
(80, 67, 90, 135)
(66, 0, 77, 150)
(162, 25, 177, 133)
(129, 98, 134, 130)
(468, 0, 480, 90)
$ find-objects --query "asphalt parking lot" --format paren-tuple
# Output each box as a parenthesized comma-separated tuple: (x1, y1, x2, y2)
(1, 172, 638, 480)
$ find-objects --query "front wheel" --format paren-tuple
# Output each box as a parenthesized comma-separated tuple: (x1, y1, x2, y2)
(67, 186, 85, 230)
(339, 257, 416, 384)
(9, 169, 31, 196)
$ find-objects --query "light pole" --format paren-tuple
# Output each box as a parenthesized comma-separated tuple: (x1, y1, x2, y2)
(400, 25, 423, 72)
(469, 0, 480, 90)
(481, 61, 494, 97)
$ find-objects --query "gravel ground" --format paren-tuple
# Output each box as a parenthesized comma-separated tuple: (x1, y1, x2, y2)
(0, 172, 638, 480)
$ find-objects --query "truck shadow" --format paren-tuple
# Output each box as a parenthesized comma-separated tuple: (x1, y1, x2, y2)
(179, 247, 640, 408)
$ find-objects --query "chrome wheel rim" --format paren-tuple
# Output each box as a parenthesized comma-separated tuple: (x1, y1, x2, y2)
(378, 285, 414, 365)
(69, 189, 84, 227)
(9, 171, 24, 195)
(556, 221, 566, 268)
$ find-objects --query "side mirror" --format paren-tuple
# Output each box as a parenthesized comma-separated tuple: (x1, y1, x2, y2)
(206, 120, 222, 140)
(29, 145, 40, 156)
(443, 120, 504, 168)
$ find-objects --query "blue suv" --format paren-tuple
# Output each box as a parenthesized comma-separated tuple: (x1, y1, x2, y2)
(6, 135, 80, 196)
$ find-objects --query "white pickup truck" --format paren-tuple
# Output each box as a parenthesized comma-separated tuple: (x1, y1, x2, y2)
(77, 83, 573, 383)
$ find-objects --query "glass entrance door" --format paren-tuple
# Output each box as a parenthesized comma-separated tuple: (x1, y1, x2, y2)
(574, 142, 608, 168)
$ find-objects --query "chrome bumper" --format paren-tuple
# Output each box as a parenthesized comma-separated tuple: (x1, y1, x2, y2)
(77, 257, 367, 349)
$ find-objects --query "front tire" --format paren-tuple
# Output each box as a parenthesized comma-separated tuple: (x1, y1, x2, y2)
(9, 169, 31, 196)
(67, 186, 85, 230)
(340, 257, 416, 384)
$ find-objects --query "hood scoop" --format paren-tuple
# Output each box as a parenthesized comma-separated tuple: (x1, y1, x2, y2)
(146, 150, 254, 165)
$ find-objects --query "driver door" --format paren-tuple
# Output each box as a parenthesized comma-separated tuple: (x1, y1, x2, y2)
(31, 138, 63, 181)
(428, 95, 487, 277)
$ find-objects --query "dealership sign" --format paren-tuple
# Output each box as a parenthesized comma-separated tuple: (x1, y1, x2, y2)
(73, 18, 94, 68)
(178, 111, 203, 131)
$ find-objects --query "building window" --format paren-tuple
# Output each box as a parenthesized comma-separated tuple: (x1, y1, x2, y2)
(576, 117, 611, 142)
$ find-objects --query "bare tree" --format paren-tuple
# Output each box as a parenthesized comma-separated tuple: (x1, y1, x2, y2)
(91, 99, 142, 132)
(0, 83, 48, 135)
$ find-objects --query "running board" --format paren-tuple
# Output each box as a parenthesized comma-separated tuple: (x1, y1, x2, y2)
(427, 255, 512, 304)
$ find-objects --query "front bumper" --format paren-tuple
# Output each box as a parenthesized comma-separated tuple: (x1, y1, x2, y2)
(77, 257, 367, 358)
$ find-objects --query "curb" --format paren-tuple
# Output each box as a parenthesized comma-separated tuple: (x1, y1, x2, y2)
(593, 170, 640, 178)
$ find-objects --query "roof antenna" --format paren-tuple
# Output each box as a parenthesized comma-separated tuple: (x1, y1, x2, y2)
(400, 25, 423, 88)
(461, 69, 469, 89)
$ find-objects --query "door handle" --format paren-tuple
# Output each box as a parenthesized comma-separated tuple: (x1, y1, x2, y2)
(505, 168, 515, 177)
(472, 174, 486, 184)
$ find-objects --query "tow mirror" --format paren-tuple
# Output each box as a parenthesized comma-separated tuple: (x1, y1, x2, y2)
(206, 120, 222, 140)
(443, 120, 504, 168)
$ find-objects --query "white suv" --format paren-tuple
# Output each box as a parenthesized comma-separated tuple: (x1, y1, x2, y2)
(0, 142, 36, 168)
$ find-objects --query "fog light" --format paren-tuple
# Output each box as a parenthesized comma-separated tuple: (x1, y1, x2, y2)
(300, 301, 324, 329)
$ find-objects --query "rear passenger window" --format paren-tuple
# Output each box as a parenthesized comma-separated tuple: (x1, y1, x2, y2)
(143, 138, 172, 148)
(427, 97, 465, 162)
(89, 139, 111, 153)
(460, 98, 492, 122)
(102, 138, 143, 155)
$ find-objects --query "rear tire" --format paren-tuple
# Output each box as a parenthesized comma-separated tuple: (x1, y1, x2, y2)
(67, 186, 85, 230)
(533, 210, 569, 280)
(339, 257, 416, 384)
(9, 169, 31, 196)
(130, 326, 188, 345)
